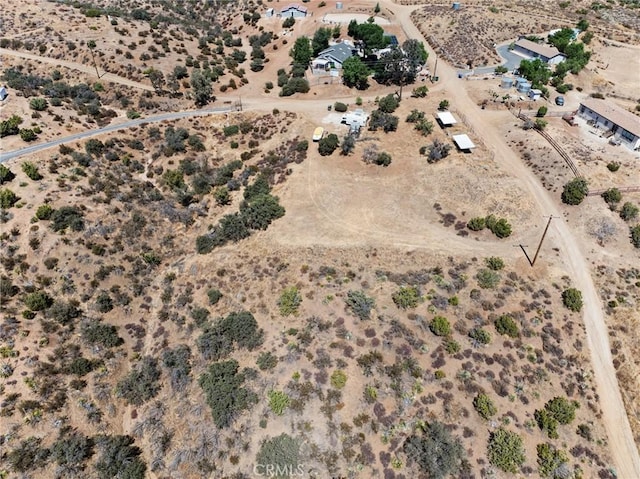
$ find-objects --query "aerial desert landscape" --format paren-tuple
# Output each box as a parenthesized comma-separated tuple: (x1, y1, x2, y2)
(0, 0, 639, 478)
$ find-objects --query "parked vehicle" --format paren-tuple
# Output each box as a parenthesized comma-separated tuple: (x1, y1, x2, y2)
(312, 127, 324, 142)
(555, 96, 565, 106)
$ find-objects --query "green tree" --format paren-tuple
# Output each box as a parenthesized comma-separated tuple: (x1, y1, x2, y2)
(190, 69, 213, 106)
(24, 291, 54, 311)
(349, 22, 388, 55)
(562, 288, 583, 312)
(536, 106, 548, 117)
(240, 194, 285, 230)
(576, 18, 589, 31)
(561, 177, 588, 205)
(630, 225, 640, 248)
(318, 133, 339, 156)
(467, 217, 486, 231)
(52, 431, 95, 475)
(378, 94, 399, 113)
(473, 393, 497, 419)
(20, 128, 37, 142)
(22, 161, 42, 180)
(95, 435, 146, 479)
(342, 56, 370, 90)
(115, 356, 161, 406)
(0, 114, 23, 137)
(518, 58, 552, 87)
(312, 27, 332, 56)
(485, 256, 504, 270)
(469, 327, 491, 344)
(403, 421, 465, 479)
(290, 36, 312, 68)
(438, 99, 450, 110)
(487, 428, 525, 473)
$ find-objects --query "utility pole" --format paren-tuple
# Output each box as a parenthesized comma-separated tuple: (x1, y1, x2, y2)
(531, 216, 554, 267)
(432, 56, 438, 81)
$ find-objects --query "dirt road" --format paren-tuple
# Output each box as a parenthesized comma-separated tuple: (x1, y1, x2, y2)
(380, 1, 640, 476)
(0, 48, 154, 92)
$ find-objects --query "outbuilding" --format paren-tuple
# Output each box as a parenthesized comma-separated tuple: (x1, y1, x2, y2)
(452, 134, 476, 152)
(436, 111, 457, 127)
(578, 98, 640, 150)
(0, 86, 7, 101)
(528, 89, 542, 101)
(513, 38, 566, 64)
(280, 4, 308, 18)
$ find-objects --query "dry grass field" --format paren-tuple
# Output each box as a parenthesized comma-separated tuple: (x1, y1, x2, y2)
(1, 0, 639, 478)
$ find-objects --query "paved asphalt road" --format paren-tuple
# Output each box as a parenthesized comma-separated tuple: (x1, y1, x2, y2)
(457, 43, 523, 76)
(0, 106, 235, 163)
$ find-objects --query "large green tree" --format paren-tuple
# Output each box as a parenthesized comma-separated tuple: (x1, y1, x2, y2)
(190, 69, 213, 106)
(312, 27, 332, 56)
(487, 428, 526, 473)
(342, 56, 370, 89)
(518, 58, 552, 88)
(290, 36, 313, 68)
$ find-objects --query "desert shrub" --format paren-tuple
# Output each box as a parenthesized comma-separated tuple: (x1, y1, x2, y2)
(632, 225, 640, 248)
(256, 434, 301, 475)
(81, 321, 124, 348)
(476, 269, 500, 289)
(444, 339, 460, 354)
(51, 431, 94, 474)
(278, 286, 302, 316)
(196, 234, 216, 254)
(0, 114, 23, 137)
(207, 288, 223, 305)
(68, 357, 100, 376)
(7, 436, 50, 473)
(426, 139, 451, 163)
(318, 133, 340, 156)
(467, 217, 485, 231)
(486, 216, 512, 238)
(331, 370, 347, 389)
(606, 161, 620, 172)
(334, 102, 348, 112)
(50, 206, 84, 232)
(95, 435, 146, 479)
(412, 85, 429, 97)
(35, 204, 54, 220)
(620, 202, 638, 221)
(535, 397, 579, 438)
(0, 276, 18, 297)
(378, 94, 399, 113)
(116, 356, 161, 406)
(198, 311, 263, 360)
(406, 109, 425, 123)
(374, 151, 392, 166)
(392, 286, 420, 309)
(495, 314, 519, 337)
(199, 359, 257, 428)
(487, 428, 525, 473)
(85, 139, 105, 157)
(429, 316, 451, 336)
(282, 16, 295, 28)
(341, 134, 356, 155)
(485, 256, 504, 270)
(21, 161, 42, 180)
(24, 290, 53, 311)
(268, 390, 290, 415)
(601, 187, 621, 205)
(29, 97, 48, 111)
(415, 119, 435, 136)
(240, 193, 285, 230)
(536, 106, 548, 117)
(561, 288, 583, 312)
(537, 443, 570, 478)
(162, 345, 192, 392)
(403, 421, 465, 478)
(0, 188, 19, 208)
(535, 408, 559, 438)
(369, 110, 398, 132)
(473, 393, 497, 420)
(257, 352, 278, 371)
(469, 327, 491, 344)
(438, 99, 450, 110)
(95, 291, 114, 313)
(561, 177, 588, 205)
(0, 165, 16, 184)
(345, 290, 375, 320)
(223, 125, 240, 136)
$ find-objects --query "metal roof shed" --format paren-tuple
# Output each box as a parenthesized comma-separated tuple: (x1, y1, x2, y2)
(452, 134, 475, 151)
(437, 111, 457, 126)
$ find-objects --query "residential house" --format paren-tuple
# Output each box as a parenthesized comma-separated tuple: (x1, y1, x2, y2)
(312, 42, 356, 72)
(578, 98, 640, 150)
(513, 38, 566, 64)
(280, 4, 308, 18)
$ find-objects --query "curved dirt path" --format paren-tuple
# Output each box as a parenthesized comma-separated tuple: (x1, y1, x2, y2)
(380, 1, 640, 476)
(0, 48, 154, 91)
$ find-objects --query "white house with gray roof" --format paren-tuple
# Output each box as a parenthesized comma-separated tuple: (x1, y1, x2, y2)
(513, 38, 566, 64)
(312, 42, 356, 72)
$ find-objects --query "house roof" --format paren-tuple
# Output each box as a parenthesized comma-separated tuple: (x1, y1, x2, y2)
(452, 134, 476, 150)
(281, 4, 308, 13)
(317, 43, 355, 64)
(515, 38, 564, 60)
(580, 98, 640, 138)
(437, 111, 457, 125)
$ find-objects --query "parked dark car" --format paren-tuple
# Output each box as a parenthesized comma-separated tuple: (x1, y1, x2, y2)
(555, 96, 565, 106)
